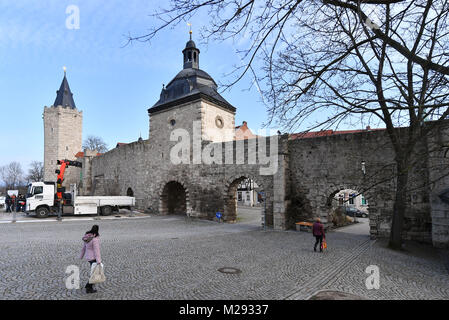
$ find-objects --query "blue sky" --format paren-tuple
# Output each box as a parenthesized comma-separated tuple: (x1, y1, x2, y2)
(0, 0, 275, 170)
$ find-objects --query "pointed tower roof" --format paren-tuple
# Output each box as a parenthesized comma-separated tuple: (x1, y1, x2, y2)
(54, 68, 76, 109)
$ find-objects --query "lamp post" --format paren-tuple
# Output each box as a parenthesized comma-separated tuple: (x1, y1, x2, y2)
(12, 206, 16, 223)
(359, 160, 367, 224)
(259, 191, 266, 231)
(57, 200, 62, 221)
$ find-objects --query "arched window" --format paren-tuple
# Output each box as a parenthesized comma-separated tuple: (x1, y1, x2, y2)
(127, 188, 134, 197)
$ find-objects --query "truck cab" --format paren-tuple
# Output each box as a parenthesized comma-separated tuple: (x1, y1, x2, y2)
(26, 182, 56, 217)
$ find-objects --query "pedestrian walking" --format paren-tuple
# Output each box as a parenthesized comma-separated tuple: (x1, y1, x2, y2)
(312, 217, 325, 252)
(16, 194, 23, 212)
(5, 194, 11, 213)
(79, 225, 102, 293)
(20, 194, 26, 212)
(11, 195, 16, 213)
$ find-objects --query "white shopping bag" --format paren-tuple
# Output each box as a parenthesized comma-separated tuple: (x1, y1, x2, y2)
(89, 262, 106, 284)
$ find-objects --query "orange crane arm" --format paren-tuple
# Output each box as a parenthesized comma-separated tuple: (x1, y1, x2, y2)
(55, 159, 82, 201)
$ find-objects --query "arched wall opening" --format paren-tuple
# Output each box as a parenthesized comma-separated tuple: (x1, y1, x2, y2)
(127, 187, 134, 197)
(160, 181, 188, 215)
(224, 176, 266, 226)
(325, 187, 371, 233)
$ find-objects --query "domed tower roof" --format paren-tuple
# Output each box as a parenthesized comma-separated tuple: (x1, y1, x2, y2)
(148, 35, 235, 114)
(185, 39, 196, 49)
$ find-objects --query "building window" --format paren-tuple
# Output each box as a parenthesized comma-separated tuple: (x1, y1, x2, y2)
(170, 119, 176, 126)
(246, 193, 250, 201)
(349, 193, 355, 205)
(361, 195, 368, 205)
(66, 146, 69, 151)
(238, 192, 242, 201)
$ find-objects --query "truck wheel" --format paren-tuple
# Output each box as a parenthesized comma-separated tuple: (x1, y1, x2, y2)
(101, 206, 112, 216)
(36, 207, 49, 218)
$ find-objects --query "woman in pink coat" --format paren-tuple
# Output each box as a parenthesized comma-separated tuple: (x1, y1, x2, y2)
(312, 218, 325, 252)
(80, 225, 102, 293)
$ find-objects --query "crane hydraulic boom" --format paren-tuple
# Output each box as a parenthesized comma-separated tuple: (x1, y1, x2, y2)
(55, 159, 82, 201)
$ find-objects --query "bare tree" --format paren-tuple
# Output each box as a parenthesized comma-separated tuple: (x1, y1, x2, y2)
(0, 162, 24, 189)
(130, 0, 449, 249)
(27, 161, 44, 183)
(83, 135, 108, 154)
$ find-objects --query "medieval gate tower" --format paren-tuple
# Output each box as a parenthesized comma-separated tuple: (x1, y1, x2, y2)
(43, 68, 83, 187)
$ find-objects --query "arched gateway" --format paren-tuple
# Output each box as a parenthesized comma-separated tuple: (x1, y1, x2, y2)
(160, 181, 188, 215)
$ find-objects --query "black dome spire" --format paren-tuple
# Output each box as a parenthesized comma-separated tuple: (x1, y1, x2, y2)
(148, 33, 236, 115)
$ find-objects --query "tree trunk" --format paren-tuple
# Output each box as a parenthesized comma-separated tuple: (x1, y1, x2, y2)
(389, 161, 409, 250)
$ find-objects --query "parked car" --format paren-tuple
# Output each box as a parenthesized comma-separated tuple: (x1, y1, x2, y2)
(344, 207, 368, 218)
(0, 196, 5, 209)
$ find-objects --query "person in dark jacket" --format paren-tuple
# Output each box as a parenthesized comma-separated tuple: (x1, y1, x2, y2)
(5, 194, 12, 212)
(16, 194, 23, 212)
(312, 218, 325, 252)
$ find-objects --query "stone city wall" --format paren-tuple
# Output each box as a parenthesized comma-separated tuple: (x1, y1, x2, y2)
(88, 121, 449, 247)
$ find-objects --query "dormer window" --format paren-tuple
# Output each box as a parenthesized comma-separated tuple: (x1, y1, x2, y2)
(170, 119, 176, 126)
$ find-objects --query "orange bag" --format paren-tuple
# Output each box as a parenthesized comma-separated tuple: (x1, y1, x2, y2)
(322, 239, 327, 250)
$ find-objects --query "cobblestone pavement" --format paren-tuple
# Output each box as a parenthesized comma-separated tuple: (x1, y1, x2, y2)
(0, 213, 448, 300)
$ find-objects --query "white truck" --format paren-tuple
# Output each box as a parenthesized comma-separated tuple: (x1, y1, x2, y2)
(25, 181, 135, 218)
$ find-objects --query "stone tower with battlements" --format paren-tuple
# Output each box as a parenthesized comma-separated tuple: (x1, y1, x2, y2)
(43, 69, 83, 187)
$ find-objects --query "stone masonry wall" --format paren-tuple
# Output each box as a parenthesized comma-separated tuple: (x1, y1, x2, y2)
(89, 135, 284, 228)
(88, 123, 449, 246)
(149, 101, 201, 144)
(87, 91, 449, 247)
(201, 101, 235, 142)
(287, 127, 437, 243)
(427, 124, 449, 248)
(43, 105, 82, 188)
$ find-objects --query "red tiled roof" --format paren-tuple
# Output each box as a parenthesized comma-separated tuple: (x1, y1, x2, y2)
(235, 121, 260, 140)
(116, 142, 128, 147)
(74, 151, 102, 158)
